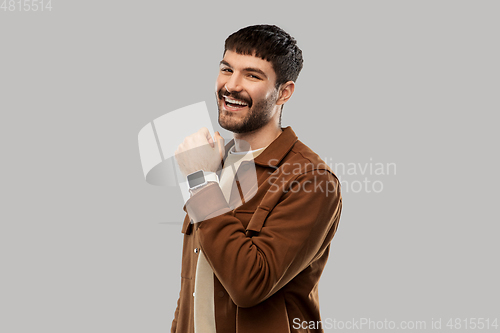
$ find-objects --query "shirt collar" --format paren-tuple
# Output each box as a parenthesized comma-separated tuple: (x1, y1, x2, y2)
(223, 126, 298, 168)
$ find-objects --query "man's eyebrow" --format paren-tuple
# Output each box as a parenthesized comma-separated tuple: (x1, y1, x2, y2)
(219, 60, 268, 79)
(243, 67, 268, 79)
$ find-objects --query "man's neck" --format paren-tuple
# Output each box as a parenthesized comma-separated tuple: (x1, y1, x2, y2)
(232, 124, 283, 153)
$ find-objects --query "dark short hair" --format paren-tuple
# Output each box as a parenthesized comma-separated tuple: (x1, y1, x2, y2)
(224, 25, 303, 88)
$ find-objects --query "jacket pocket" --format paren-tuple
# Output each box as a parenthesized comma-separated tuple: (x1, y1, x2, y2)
(245, 206, 271, 235)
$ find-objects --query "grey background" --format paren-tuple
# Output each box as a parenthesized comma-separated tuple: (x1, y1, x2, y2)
(1, 1, 498, 332)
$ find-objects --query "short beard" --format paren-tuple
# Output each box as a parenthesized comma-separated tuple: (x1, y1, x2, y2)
(216, 89, 278, 134)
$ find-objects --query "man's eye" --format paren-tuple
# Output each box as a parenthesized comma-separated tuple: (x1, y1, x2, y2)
(221, 68, 232, 73)
(249, 74, 261, 79)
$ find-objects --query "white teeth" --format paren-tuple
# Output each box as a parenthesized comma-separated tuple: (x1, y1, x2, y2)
(224, 96, 248, 106)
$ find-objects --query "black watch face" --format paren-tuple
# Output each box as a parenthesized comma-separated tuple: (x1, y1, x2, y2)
(187, 170, 205, 188)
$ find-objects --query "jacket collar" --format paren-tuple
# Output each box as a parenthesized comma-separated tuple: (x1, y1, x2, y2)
(223, 126, 298, 168)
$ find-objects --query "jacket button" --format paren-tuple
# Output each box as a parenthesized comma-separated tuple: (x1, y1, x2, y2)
(218, 291, 225, 298)
(194, 248, 199, 254)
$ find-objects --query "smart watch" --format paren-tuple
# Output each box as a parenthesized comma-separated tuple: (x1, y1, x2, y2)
(187, 170, 219, 191)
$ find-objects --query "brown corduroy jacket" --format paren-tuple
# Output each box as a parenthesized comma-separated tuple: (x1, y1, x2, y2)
(171, 126, 342, 333)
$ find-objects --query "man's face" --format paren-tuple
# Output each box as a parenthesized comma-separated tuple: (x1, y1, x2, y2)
(215, 50, 280, 134)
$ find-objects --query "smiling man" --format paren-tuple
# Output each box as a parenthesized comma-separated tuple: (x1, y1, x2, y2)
(172, 25, 342, 333)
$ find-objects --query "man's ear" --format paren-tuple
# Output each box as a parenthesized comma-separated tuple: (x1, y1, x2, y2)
(276, 81, 295, 106)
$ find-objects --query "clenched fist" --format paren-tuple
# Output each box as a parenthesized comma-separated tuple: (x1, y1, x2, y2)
(174, 127, 225, 177)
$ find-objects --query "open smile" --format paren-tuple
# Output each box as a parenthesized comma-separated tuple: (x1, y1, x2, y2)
(222, 96, 249, 112)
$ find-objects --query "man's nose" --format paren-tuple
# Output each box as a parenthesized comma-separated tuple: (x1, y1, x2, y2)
(224, 74, 243, 93)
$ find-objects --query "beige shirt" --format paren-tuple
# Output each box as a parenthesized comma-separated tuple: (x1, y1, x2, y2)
(194, 145, 267, 333)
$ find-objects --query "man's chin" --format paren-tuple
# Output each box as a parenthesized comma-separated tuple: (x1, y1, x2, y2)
(218, 117, 249, 134)
(219, 121, 242, 134)
(218, 109, 243, 131)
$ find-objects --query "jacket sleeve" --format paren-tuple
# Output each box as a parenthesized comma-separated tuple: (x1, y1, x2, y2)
(185, 170, 342, 308)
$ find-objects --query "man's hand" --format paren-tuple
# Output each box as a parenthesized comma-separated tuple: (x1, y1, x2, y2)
(174, 127, 225, 177)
